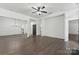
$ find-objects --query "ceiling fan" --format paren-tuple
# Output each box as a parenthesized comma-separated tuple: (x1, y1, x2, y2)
(32, 6, 47, 15)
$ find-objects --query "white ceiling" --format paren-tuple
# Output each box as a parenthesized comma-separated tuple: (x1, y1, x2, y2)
(0, 3, 78, 18)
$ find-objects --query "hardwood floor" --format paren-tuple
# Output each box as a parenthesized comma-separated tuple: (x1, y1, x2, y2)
(0, 34, 66, 55)
(69, 34, 79, 50)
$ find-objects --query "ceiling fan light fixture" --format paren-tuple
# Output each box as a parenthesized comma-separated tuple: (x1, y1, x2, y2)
(37, 12, 41, 15)
(42, 6, 45, 9)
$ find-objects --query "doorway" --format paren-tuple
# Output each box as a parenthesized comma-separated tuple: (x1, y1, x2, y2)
(68, 19, 79, 54)
(32, 24, 36, 36)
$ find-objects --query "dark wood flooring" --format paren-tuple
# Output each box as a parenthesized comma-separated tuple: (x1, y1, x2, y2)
(69, 34, 79, 51)
(0, 34, 66, 55)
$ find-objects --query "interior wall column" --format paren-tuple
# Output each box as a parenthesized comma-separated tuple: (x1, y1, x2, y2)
(65, 16, 69, 42)
(27, 19, 31, 37)
(41, 19, 46, 36)
(64, 14, 69, 52)
(36, 19, 41, 36)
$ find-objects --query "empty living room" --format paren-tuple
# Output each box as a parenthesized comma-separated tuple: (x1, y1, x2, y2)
(0, 3, 79, 55)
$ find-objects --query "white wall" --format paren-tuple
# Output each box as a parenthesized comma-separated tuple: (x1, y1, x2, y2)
(0, 8, 37, 37)
(69, 20, 78, 34)
(0, 17, 27, 36)
(41, 14, 65, 39)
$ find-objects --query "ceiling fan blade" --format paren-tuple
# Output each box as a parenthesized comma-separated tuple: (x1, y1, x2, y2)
(41, 11, 47, 13)
(32, 11, 37, 13)
(32, 7, 38, 10)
